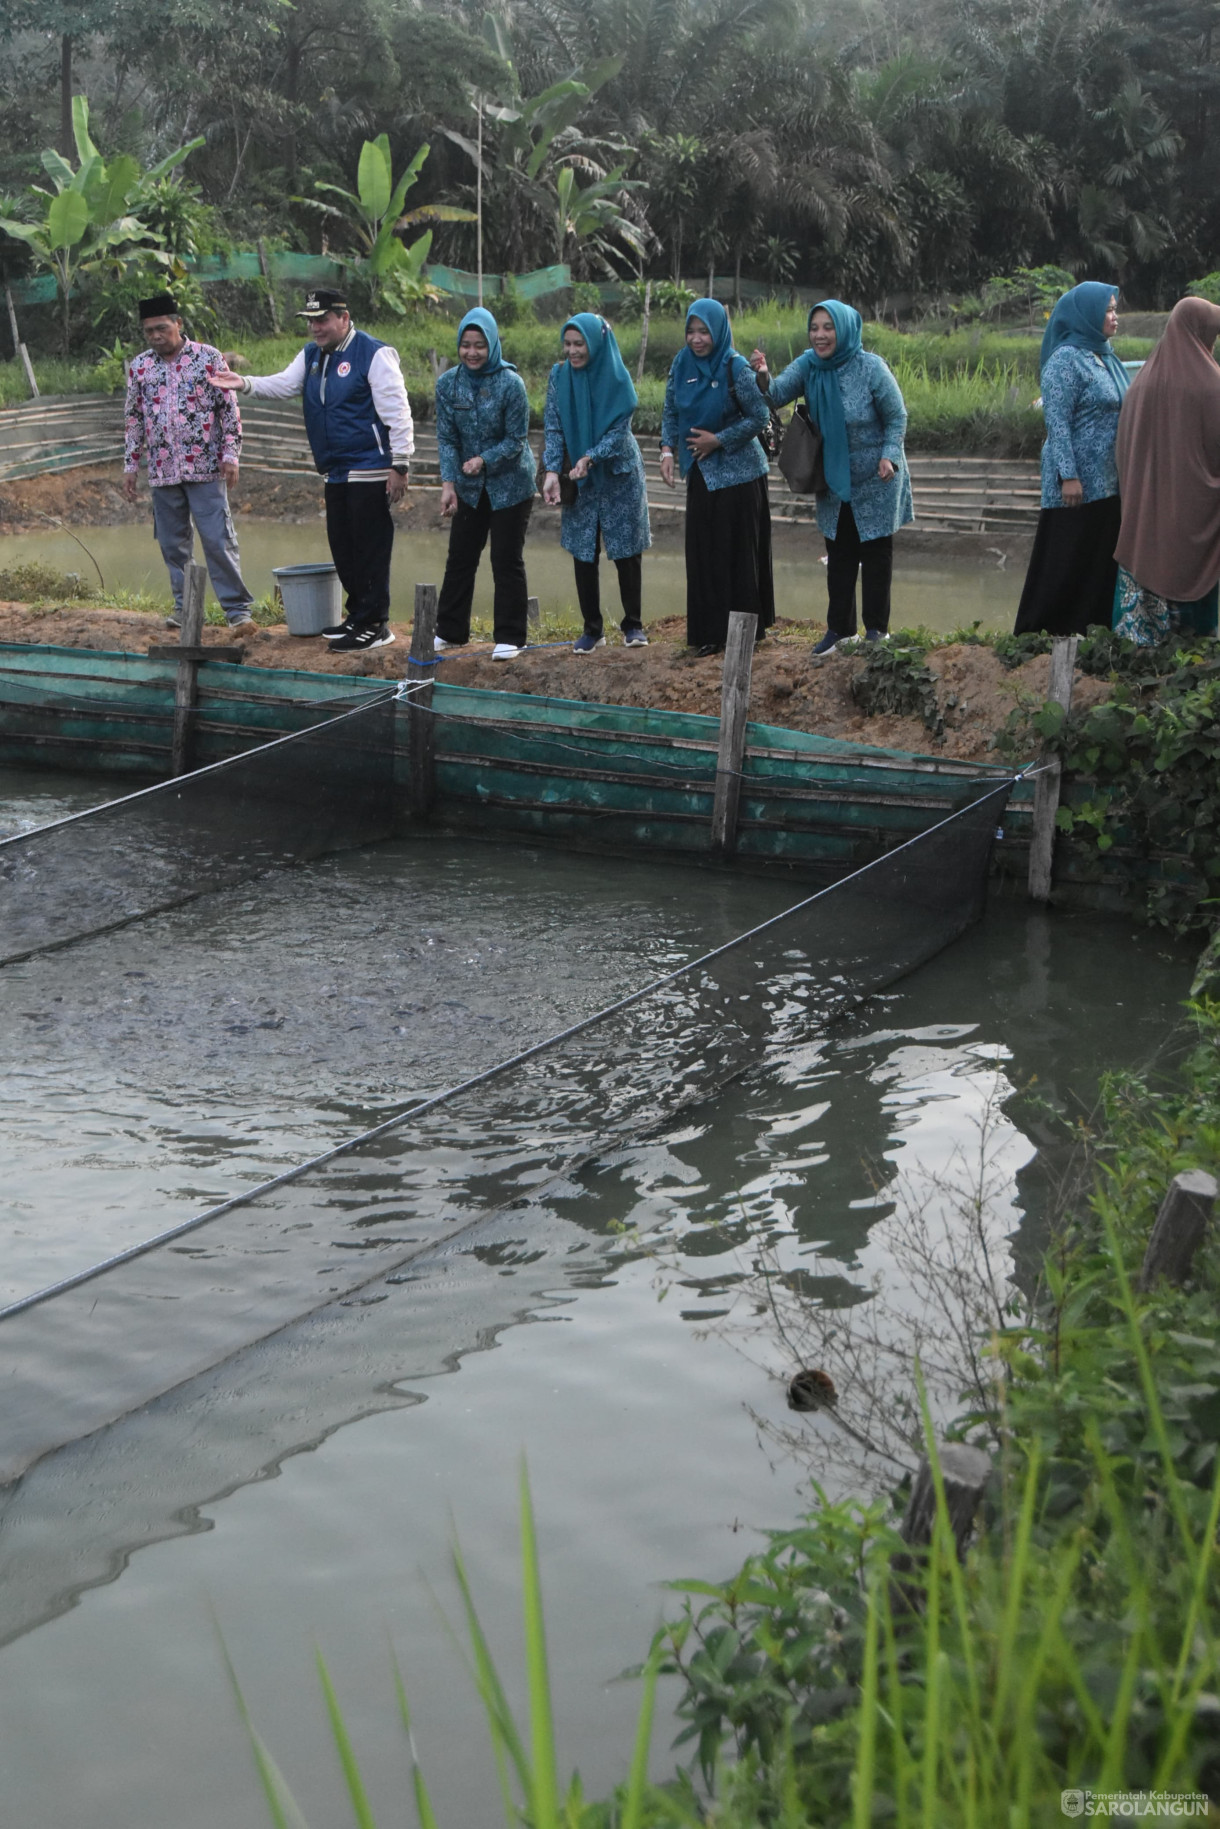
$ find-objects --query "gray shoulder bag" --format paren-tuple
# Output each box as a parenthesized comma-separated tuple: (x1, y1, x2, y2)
(777, 404, 827, 497)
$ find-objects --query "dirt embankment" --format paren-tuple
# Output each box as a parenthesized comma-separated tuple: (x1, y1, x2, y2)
(0, 598, 1111, 763)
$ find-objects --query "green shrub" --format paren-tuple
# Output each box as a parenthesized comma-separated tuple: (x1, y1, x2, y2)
(849, 642, 943, 732)
(0, 561, 96, 601)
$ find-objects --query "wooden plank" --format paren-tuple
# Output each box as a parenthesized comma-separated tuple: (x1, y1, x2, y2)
(712, 612, 758, 856)
(170, 561, 207, 775)
(405, 581, 437, 821)
(1028, 635, 1078, 901)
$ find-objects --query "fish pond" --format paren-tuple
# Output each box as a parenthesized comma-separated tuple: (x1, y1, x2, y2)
(0, 762, 1191, 1826)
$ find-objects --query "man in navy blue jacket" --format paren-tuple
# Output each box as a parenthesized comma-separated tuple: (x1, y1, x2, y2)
(210, 289, 414, 650)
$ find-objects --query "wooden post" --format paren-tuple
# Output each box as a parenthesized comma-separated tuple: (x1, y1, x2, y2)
(527, 594, 540, 630)
(901, 1442, 991, 1561)
(710, 610, 757, 856)
(635, 279, 652, 383)
(406, 581, 438, 821)
(1027, 634, 1078, 902)
(5, 282, 38, 399)
(170, 560, 207, 776)
(1138, 1169, 1218, 1292)
(257, 239, 281, 334)
(17, 345, 39, 400)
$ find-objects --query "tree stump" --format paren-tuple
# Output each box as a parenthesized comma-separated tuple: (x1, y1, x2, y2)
(1138, 1169, 1218, 1292)
(900, 1442, 992, 1560)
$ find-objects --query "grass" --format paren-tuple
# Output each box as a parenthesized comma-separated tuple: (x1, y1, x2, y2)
(3, 307, 1156, 459)
(0, 560, 285, 626)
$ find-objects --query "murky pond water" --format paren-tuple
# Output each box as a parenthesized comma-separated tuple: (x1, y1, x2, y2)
(1, 518, 1019, 634)
(0, 765, 1190, 1825)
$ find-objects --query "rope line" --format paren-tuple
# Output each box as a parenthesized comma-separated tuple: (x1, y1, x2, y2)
(0, 778, 1014, 1323)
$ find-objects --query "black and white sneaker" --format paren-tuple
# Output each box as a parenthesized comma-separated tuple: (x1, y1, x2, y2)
(322, 619, 354, 641)
(328, 624, 396, 652)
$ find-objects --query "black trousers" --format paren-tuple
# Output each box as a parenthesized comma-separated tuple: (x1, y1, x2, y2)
(824, 502, 893, 636)
(325, 480, 394, 630)
(437, 491, 533, 647)
(573, 539, 643, 638)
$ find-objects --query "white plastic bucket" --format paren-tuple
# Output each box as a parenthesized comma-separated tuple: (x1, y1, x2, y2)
(272, 562, 342, 637)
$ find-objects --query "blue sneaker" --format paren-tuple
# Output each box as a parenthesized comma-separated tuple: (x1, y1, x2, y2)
(572, 632, 606, 654)
(623, 627, 649, 647)
(812, 631, 839, 656)
(864, 628, 886, 643)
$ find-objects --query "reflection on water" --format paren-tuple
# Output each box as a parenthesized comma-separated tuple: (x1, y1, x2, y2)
(0, 517, 1020, 633)
(0, 769, 1191, 1827)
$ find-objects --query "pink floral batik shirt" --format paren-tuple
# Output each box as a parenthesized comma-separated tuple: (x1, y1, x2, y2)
(123, 339, 242, 485)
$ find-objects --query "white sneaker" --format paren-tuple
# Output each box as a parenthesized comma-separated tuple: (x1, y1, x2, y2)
(434, 635, 452, 652)
(491, 643, 523, 660)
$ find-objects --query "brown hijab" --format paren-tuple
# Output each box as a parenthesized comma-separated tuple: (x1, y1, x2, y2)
(1115, 296, 1220, 603)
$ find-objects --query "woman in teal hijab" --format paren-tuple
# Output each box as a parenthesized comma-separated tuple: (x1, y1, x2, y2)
(434, 307, 537, 659)
(1014, 282, 1127, 635)
(543, 314, 651, 651)
(1040, 282, 1131, 396)
(752, 300, 912, 654)
(660, 298, 774, 653)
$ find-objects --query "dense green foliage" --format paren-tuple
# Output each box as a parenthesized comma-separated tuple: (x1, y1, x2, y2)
(3, 0, 1220, 347)
(0, 306, 1154, 458)
(993, 633, 1220, 929)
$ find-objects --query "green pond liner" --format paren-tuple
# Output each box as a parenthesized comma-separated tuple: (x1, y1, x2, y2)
(0, 639, 1186, 911)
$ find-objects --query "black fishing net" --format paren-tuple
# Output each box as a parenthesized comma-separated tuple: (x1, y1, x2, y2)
(0, 776, 1011, 1485)
(0, 692, 397, 966)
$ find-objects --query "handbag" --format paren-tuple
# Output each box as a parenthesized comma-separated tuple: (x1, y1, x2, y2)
(535, 439, 579, 506)
(777, 403, 827, 497)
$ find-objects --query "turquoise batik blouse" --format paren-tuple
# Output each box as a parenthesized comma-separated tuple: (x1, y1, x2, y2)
(763, 349, 913, 542)
(435, 364, 536, 511)
(543, 367, 651, 564)
(661, 353, 771, 493)
(1038, 345, 1124, 508)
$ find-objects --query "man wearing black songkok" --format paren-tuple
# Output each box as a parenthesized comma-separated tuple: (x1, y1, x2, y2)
(123, 293, 256, 629)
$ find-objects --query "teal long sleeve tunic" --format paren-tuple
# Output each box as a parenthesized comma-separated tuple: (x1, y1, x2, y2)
(660, 352, 771, 491)
(763, 349, 913, 542)
(1038, 345, 1123, 508)
(543, 367, 651, 563)
(435, 365, 536, 510)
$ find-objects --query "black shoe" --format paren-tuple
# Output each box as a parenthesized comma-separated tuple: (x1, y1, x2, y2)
(696, 642, 724, 657)
(322, 620, 353, 641)
(328, 624, 395, 652)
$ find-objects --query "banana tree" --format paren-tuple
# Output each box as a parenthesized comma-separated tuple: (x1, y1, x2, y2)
(442, 56, 626, 273)
(554, 164, 648, 277)
(306, 136, 473, 308)
(0, 96, 202, 354)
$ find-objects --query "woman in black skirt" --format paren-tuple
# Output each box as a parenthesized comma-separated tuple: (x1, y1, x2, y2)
(1014, 282, 1130, 635)
(660, 298, 774, 654)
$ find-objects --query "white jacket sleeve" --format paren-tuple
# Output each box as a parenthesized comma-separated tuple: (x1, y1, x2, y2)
(369, 346, 415, 464)
(241, 349, 308, 398)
